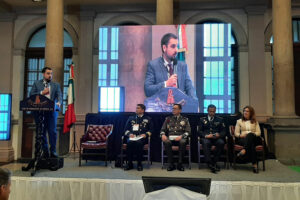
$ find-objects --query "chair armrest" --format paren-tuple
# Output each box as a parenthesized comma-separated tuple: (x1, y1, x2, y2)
(80, 134, 88, 143)
(105, 131, 113, 144)
(106, 131, 113, 140)
(148, 135, 151, 143)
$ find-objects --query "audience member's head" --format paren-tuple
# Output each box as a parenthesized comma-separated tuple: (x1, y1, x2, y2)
(172, 104, 182, 116)
(136, 104, 146, 115)
(207, 104, 216, 117)
(242, 105, 256, 123)
(0, 168, 11, 200)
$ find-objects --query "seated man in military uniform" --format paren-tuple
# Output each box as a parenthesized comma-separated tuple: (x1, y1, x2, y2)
(124, 104, 153, 171)
(160, 104, 191, 171)
(198, 104, 226, 173)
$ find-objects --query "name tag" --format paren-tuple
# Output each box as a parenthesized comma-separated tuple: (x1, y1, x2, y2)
(133, 124, 139, 131)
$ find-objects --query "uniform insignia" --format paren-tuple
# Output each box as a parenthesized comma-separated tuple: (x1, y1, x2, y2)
(180, 121, 185, 126)
(143, 119, 148, 123)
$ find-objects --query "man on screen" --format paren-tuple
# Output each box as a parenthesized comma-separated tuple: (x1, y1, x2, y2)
(30, 66, 62, 158)
(144, 33, 197, 100)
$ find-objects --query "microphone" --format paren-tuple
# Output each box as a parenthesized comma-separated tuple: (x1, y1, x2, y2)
(171, 57, 178, 74)
(44, 81, 49, 88)
(172, 57, 178, 66)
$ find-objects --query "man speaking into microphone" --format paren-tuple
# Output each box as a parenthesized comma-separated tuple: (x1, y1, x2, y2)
(144, 33, 197, 100)
(30, 66, 62, 158)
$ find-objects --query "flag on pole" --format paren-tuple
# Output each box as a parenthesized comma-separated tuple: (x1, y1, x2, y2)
(63, 63, 76, 134)
(176, 24, 188, 61)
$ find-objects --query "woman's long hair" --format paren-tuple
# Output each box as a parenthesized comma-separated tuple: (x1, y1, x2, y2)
(242, 105, 256, 124)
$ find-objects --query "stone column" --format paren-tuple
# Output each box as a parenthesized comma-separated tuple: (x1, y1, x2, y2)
(75, 11, 95, 149)
(156, 0, 173, 25)
(269, 0, 300, 165)
(272, 0, 295, 116)
(246, 6, 268, 120)
(0, 13, 15, 162)
(45, 0, 64, 87)
(76, 11, 95, 115)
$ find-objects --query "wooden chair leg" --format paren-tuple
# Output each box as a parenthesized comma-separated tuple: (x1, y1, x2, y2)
(121, 146, 124, 169)
(79, 143, 82, 166)
(198, 142, 201, 169)
(147, 146, 150, 167)
(233, 151, 237, 170)
(226, 148, 229, 169)
(189, 147, 191, 169)
(161, 142, 164, 169)
(263, 150, 266, 171)
(105, 148, 108, 167)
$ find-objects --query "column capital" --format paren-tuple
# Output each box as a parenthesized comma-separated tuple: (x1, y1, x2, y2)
(80, 10, 96, 21)
(238, 44, 248, 52)
(72, 47, 78, 55)
(13, 48, 25, 56)
(245, 6, 266, 15)
(0, 13, 16, 22)
(265, 44, 272, 52)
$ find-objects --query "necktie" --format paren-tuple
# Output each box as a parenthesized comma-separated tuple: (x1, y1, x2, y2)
(168, 64, 173, 76)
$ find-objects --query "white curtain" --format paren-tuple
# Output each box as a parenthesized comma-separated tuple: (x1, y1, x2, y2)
(10, 177, 300, 200)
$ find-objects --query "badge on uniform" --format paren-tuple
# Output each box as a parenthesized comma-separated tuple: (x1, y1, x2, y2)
(133, 124, 139, 131)
(180, 121, 185, 126)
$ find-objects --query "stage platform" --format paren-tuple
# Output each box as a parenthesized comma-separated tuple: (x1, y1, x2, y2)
(3, 155, 300, 200)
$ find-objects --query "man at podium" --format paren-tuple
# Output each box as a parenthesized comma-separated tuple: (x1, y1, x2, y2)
(30, 66, 62, 158)
(144, 33, 197, 100)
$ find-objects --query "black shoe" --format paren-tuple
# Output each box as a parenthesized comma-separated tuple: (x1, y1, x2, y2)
(167, 164, 175, 171)
(124, 163, 134, 171)
(177, 164, 185, 171)
(208, 164, 217, 174)
(42, 152, 49, 159)
(50, 152, 58, 158)
(137, 163, 143, 171)
(215, 164, 221, 171)
(253, 167, 259, 174)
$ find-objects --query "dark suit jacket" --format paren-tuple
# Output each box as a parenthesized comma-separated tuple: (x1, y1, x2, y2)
(160, 115, 191, 139)
(144, 57, 197, 100)
(30, 79, 62, 105)
(198, 116, 226, 139)
(124, 115, 154, 137)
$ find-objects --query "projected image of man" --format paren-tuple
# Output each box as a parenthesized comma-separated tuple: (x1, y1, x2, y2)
(144, 33, 197, 100)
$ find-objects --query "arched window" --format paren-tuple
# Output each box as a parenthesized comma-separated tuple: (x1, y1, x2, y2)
(196, 21, 238, 113)
(24, 26, 73, 113)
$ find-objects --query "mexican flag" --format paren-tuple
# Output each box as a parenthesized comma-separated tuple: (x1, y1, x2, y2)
(63, 63, 76, 134)
(177, 24, 188, 61)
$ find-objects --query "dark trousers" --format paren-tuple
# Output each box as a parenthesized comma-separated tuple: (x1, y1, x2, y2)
(201, 138, 224, 165)
(126, 138, 146, 163)
(237, 133, 260, 164)
(34, 111, 58, 155)
(163, 138, 187, 165)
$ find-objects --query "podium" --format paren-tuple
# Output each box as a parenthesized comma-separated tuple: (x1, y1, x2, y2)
(20, 95, 63, 176)
(144, 87, 199, 113)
